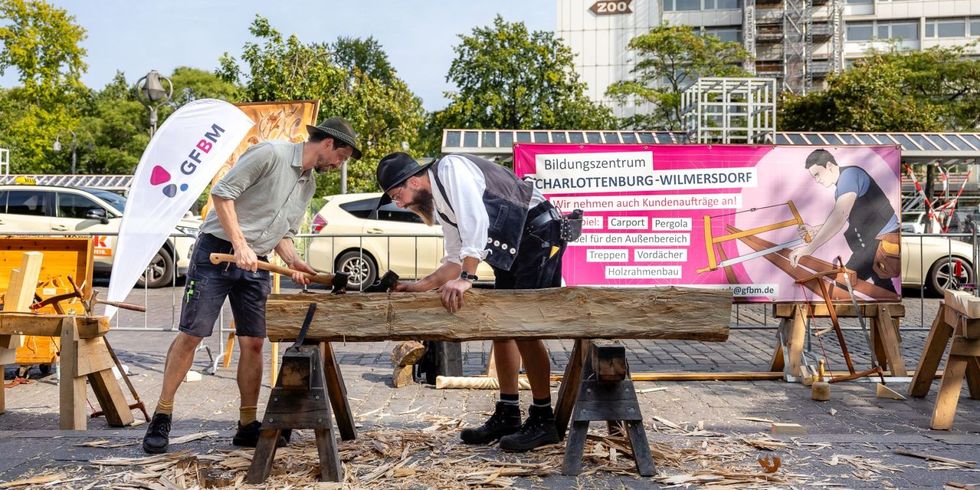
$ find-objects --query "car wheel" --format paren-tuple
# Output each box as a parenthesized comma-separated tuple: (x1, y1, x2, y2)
(136, 248, 175, 289)
(928, 256, 974, 295)
(336, 250, 378, 291)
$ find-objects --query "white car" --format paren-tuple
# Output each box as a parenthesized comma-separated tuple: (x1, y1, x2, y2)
(306, 193, 495, 290)
(0, 184, 198, 288)
(901, 233, 975, 294)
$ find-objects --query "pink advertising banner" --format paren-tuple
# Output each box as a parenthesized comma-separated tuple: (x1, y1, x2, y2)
(513, 144, 902, 303)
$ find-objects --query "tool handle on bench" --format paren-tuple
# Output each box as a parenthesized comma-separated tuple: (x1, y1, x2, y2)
(99, 300, 146, 312)
(209, 253, 335, 285)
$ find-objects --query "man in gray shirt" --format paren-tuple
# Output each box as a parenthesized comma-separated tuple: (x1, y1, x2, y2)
(143, 117, 361, 454)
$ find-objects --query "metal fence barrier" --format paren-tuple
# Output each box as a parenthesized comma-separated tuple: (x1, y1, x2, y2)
(4, 229, 977, 371)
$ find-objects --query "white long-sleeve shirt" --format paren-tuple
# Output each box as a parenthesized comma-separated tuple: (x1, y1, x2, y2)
(429, 154, 544, 265)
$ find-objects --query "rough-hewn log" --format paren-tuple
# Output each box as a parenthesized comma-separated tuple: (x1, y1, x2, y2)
(265, 287, 731, 342)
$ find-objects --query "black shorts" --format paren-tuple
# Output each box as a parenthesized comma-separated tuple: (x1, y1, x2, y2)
(493, 203, 567, 290)
(178, 233, 272, 338)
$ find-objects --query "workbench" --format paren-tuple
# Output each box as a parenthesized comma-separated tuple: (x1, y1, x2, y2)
(0, 312, 135, 429)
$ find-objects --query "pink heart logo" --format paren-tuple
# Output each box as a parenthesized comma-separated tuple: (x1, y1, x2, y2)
(150, 165, 171, 186)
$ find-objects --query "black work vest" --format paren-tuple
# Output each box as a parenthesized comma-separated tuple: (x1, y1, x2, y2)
(840, 166, 894, 252)
(429, 154, 534, 271)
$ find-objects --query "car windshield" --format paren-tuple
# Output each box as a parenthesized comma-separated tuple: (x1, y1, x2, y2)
(83, 188, 126, 213)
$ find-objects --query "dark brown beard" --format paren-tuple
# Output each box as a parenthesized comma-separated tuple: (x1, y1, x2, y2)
(407, 188, 436, 226)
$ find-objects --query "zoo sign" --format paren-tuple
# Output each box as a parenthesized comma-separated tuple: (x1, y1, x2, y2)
(590, 0, 633, 15)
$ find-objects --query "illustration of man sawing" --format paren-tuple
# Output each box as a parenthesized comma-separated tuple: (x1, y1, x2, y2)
(788, 149, 900, 294)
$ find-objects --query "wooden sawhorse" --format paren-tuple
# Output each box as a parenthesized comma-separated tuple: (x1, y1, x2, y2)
(246, 341, 355, 484)
(770, 303, 906, 381)
(555, 340, 655, 476)
(0, 313, 135, 429)
(908, 292, 980, 430)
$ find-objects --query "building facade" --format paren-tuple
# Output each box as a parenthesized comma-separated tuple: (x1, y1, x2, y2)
(557, 0, 980, 118)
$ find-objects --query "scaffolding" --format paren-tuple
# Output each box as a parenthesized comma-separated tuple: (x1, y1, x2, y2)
(783, 0, 809, 93)
(680, 78, 777, 144)
(829, 0, 845, 73)
(743, 0, 757, 74)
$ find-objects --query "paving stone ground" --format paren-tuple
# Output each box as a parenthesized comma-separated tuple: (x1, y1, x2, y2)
(1, 283, 978, 488)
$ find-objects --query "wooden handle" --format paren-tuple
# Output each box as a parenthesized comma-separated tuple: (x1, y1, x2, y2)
(99, 300, 147, 312)
(208, 253, 336, 286)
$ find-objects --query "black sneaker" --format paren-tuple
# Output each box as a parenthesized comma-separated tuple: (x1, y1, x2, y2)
(142, 413, 172, 454)
(460, 401, 522, 445)
(499, 405, 560, 452)
(232, 421, 288, 448)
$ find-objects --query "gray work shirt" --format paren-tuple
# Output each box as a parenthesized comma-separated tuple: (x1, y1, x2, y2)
(200, 141, 315, 256)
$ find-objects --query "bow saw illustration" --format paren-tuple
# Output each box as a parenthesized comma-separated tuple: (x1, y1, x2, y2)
(697, 200, 811, 273)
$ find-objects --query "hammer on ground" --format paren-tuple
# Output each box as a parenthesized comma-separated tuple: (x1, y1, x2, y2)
(208, 253, 349, 293)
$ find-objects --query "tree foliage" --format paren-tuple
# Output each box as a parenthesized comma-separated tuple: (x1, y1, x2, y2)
(0, 0, 86, 103)
(780, 44, 980, 131)
(606, 25, 752, 130)
(0, 0, 88, 173)
(218, 15, 425, 195)
(431, 15, 613, 136)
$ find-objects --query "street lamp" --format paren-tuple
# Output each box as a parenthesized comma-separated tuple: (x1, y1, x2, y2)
(53, 130, 77, 174)
(135, 70, 173, 138)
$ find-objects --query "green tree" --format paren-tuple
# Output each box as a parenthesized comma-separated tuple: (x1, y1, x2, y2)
(0, 0, 86, 102)
(432, 15, 613, 138)
(168, 66, 241, 107)
(0, 0, 88, 173)
(219, 15, 425, 195)
(606, 25, 752, 130)
(332, 36, 395, 84)
(780, 44, 980, 131)
(76, 72, 150, 174)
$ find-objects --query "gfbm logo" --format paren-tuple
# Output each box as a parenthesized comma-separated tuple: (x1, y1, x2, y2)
(150, 123, 226, 197)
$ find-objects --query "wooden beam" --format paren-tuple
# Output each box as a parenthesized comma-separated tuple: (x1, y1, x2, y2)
(774, 303, 905, 318)
(909, 304, 953, 398)
(0, 313, 109, 338)
(549, 371, 784, 382)
(635, 371, 785, 381)
(266, 287, 732, 342)
(932, 355, 969, 430)
(875, 306, 908, 376)
(0, 251, 43, 350)
(59, 317, 87, 430)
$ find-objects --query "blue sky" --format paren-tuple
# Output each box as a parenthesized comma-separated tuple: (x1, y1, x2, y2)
(0, 0, 555, 110)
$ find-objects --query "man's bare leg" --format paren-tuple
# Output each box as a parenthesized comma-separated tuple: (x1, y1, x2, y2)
(158, 332, 204, 406)
(236, 335, 264, 424)
(143, 332, 203, 454)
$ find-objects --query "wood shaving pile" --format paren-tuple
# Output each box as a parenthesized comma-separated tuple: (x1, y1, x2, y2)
(42, 416, 820, 488)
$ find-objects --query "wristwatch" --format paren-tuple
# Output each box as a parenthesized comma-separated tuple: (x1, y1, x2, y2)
(459, 271, 479, 282)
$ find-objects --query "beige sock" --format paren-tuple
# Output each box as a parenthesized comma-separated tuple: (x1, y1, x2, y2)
(155, 398, 174, 416)
(240, 406, 258, 425)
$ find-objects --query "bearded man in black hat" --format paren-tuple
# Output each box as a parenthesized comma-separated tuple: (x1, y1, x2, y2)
(376, 152, 568, 452)
(142, 117, 361, 454)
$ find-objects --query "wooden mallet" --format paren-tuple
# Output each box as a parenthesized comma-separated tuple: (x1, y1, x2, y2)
(208, 253, 349, 293)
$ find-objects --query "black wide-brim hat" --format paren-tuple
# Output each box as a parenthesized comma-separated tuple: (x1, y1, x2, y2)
(376, 152, 434, 206)
(306, 117, 362, 160)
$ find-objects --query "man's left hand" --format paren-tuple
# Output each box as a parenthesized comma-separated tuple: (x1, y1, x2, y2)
(289, 259, 317, 286)
(439, 278, 472, 314)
